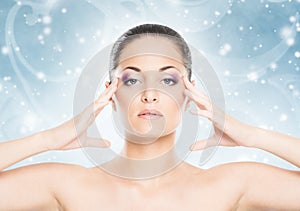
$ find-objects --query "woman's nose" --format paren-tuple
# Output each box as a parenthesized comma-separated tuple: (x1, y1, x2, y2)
(141, 90, 159, 103)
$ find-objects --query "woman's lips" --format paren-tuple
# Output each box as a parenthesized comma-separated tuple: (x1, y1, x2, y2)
(137, 109, 163, 120)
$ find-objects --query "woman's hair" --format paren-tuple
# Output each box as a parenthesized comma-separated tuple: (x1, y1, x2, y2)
(109, 23, 192, 81)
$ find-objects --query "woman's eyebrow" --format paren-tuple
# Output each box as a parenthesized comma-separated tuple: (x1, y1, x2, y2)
(159, 65, 180, 72)
(122, 66, 141, 72)
(122, 65, 181, 72)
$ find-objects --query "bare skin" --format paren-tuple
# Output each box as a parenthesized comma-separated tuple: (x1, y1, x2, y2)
(1, 53, 300, 211)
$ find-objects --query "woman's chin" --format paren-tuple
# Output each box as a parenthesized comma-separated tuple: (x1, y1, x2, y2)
(123, 127, 177, 145)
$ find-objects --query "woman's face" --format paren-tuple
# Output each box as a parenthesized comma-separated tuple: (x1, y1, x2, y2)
(112, 37, 188, 144)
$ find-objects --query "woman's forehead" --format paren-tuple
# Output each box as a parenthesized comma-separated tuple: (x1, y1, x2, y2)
(118, 35, 183, 65)
(118, 54, 185, 69)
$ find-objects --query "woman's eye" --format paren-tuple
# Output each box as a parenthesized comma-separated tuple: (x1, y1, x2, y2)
(161, 78, 177, 86)
(124, 78, 140, 86)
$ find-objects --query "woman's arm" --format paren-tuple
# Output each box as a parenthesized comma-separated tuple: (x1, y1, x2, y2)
(188, 96, 300, 168)
(183, 75, 300, 168)
(215, 161, 300, 210)
(250, 126, 300, 168)
(0, 78, 117, 172)
(182, 75, 300, 209)
(0, 78, 118, 210)
(0, 131, 48, 172)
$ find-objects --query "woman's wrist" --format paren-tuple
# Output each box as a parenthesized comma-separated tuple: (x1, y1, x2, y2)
(224, 115, 257, 148)
(32, 130, 53, 152)
(0, 131, 51, 172)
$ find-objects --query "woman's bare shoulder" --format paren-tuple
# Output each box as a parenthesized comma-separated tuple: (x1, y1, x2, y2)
(195, 161, 289, 188)
(184, 161, 269, 185)
(8, 162, 87, 172)
(2, 162, 90, 183)
(208, 161, 284, 173)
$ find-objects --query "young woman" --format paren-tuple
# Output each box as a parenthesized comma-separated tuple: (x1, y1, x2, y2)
(0, 24, 299, 211)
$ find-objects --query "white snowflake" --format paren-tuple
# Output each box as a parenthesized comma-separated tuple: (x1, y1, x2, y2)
(42, 15, 52, 25)
(3, 76, 11, 81)
(270, 62, 277, 70)
(1, 46, 9, 55)
(36, 72, 45, 80)
(279, 114, 288, 122)
(289, 16, 296, 23)
(247, 72, 258, 81)
(61, 8, 67, 14)
(286, 38, 295, 46)
(66, 69, 72, 75)
(78, 37, 85, 44)
(214, 11, 220, 17)
(43, 27, 51, 35)
(219, 43, 232, 56)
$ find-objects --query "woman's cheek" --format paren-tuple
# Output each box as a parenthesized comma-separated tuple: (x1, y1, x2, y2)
(160, 97, 182, 133)
(115, 88, 132, 111)
(115, 91, 139, 127)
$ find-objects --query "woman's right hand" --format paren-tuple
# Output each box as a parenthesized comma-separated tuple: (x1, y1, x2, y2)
(182, 75, 254, 150)
(44, 78, 119, 151)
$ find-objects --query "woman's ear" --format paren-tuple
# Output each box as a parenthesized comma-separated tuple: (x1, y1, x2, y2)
(105, 81, 117, 112)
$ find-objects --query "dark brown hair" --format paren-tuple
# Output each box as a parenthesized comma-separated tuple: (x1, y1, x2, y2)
(109, 23, 192, 82)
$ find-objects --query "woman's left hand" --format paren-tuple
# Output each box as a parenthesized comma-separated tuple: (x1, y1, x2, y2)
(182, 75, 255, 151)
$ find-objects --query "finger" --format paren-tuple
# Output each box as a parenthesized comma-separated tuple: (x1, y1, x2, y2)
(182, 76, 210, 101)
(184, 89, 209, 104)
(189, 109, 212, 120)
(182, 75, 198, 93)
(82, 137, 111, 148)
(62, 137, 110, 150)
(73, 109, 94, 133)
(98, 80, 118, 102)
(184, 89, 210, 110)
(94, 78, 119, 111)
(77, 133, 111, 148)
(184, 99, 191, 111)
(190, 136, 220, 151)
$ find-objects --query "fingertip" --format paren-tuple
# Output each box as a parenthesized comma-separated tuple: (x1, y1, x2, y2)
(189, 144, 194, 151)
(104, 140, 111, 147)
(184, 89, 193, 98)
(189, 143, 198, 151)
(109, 77, 119, 86)
(180, 72, 187, 79)
(113, 77, 119, 84)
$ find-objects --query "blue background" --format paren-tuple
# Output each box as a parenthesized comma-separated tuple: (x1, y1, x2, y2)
(0, 0, 299, 170)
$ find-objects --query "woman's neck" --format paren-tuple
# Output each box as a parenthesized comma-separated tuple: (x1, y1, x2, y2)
(121, 132, 176, 159)
(100, 132, 181, 179)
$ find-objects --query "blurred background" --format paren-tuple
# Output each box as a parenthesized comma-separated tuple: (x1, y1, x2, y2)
(0, 0, 299, 171)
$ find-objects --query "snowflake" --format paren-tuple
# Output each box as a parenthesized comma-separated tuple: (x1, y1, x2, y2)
(61, 8, 67, 14)
(42, 15, 52, 25)
(279, 114, 288, 122)
(1, 46, 9, 55)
